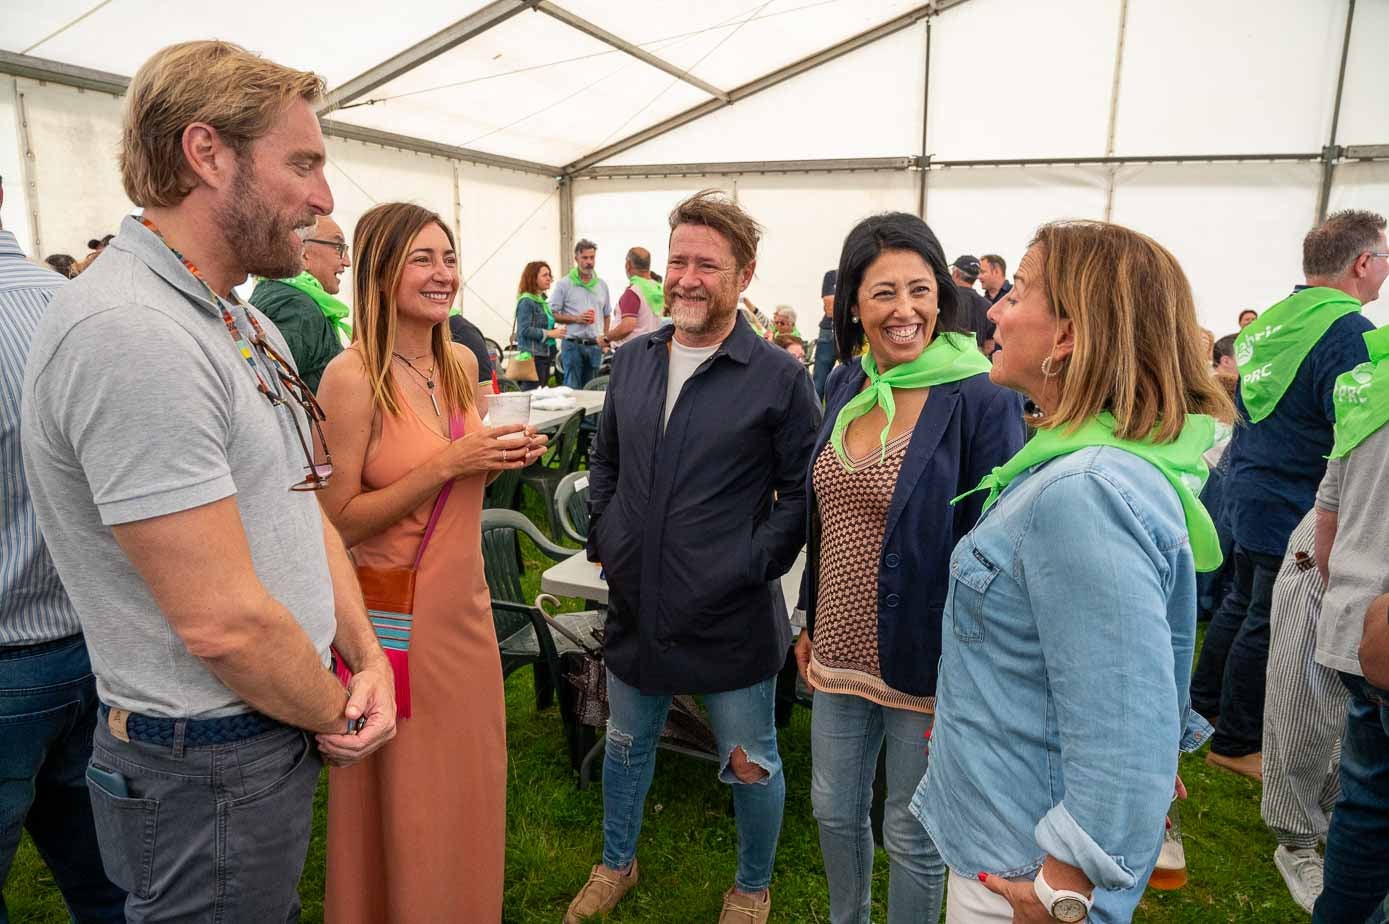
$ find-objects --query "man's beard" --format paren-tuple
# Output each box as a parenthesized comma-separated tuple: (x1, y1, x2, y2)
(217, 163, 312, 280)
(667, 285, 737, 336)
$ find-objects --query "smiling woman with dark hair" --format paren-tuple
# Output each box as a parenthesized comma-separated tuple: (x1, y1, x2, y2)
(796, 211, 1025, 924)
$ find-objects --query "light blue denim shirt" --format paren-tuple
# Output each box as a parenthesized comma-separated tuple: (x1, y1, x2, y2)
(911, 445, 1211, 923)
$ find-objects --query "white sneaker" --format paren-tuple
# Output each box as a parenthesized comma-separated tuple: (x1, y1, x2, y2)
(1274, 846, 1323, 914)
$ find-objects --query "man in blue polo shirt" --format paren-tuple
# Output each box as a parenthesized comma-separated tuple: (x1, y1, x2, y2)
(550, 238, 611, 388)
(1191, 209, 1385, 782)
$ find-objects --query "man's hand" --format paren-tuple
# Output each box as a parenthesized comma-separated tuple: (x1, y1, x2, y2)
(978, 873, 1054, 923)
(315, 660, 397, 767)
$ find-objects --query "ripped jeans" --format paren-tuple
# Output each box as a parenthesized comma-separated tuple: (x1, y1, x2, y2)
(602, 669, 785, 892)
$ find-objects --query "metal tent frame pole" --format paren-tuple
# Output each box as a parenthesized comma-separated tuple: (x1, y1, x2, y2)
(1316, 0, 1356, 223)
(534, 2, 730, 101)
(917, 18, 932, 220)
(316, 0, 542, 115)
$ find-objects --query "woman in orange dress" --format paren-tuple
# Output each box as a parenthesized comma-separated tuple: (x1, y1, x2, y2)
(315, 202, 546, 922)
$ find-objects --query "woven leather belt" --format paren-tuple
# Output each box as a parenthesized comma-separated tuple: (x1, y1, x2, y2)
(566, 337, 599, 346)
(99, 704, 284, 747)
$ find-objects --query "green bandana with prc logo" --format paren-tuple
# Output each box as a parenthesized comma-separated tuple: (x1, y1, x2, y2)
(1235, 287, 1361, 423)
(1330, 326, 1389, 459)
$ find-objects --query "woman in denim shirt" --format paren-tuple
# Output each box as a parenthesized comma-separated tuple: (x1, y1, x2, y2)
(911, 221, 1233, 923)
(795, 213, 1025, 924)
(513, 260, 565, 389)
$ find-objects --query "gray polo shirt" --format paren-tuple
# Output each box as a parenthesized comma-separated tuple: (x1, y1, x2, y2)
(1314, 420, 1389, 676)
(549, 273, 611, 341)
(21, 215, 336, 718)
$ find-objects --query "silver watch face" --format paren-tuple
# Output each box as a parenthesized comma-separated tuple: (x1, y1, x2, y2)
(1052, 896, 1089, 922)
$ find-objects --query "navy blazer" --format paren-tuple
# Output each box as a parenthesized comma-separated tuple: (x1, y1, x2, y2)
(804, 361, 1026, 697)
(587, 319, 822, 695)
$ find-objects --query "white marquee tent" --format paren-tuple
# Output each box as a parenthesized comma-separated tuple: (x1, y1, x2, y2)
(2, 0, 1387, 344)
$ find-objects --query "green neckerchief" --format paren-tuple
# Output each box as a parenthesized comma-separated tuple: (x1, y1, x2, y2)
(830, 331, 991, 471)
(568, 266, 599, 291)
(954, 412, 1222, 571)
(277, 271, 351, 340)
(1236, 286, 1361, 423)
(524, 292, 555, 329)
(1331, 326, 1389, 459)
(628, 275, 665, 316)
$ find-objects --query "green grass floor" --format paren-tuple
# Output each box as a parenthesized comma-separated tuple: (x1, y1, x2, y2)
(6, 496, 1306, 922)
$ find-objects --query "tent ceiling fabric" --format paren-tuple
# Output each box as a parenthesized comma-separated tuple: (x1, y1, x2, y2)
(0, 0, 947, 170)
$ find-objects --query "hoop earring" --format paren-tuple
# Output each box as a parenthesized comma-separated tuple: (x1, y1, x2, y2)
(1041, 355, 1061, 378)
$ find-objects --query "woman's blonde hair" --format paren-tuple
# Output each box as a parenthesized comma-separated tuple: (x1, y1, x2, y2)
(1031, 220, 1234, 442)
(351, 202, 474, 419)
(121, 41, 324, 208)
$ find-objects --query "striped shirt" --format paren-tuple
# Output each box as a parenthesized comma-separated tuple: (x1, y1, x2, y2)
(0, 229, 80, 645)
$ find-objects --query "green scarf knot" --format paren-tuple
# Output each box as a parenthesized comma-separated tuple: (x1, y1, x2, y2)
(1331, 326, 1389, 459)
(953, 412, 1223, 572)
(278, 271, 351, 340)
(568, 266, 599, 291)
(629, 275, 665, 316)
(829, 332, 991, 471)
(1236, 286, 1361, 422)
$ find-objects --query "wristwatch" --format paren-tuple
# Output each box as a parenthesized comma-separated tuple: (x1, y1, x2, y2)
(1033, 869, 1093, 922)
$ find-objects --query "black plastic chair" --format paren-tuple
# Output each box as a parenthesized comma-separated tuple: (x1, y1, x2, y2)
(481, 509, 604, 766)
(554, 470, 591, 544)
(519, 409, 585, 535)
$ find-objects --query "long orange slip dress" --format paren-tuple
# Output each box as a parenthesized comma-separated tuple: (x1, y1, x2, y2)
(325, 398, 506, 923)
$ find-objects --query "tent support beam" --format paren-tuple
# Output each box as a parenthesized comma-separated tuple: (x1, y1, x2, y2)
(917, 19, 931, 220)
(0, 51, 562, 177)
(317, 0, 542, 115)
(319, 121, 559, 175)
(534, 2, 730, 102)
(558, 177, 575, 273)
(562, 2, 973, 174)
(1316, 0, 1356, 223)
(14, 84, 43, 255)
(576, 157, 918, 179)
(1101, 0, 1130, 221)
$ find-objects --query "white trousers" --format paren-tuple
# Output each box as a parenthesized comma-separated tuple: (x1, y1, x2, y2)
(944, 871, 1015, 923)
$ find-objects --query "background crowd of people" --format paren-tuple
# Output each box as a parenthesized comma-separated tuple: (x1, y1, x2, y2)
(2, 37, 1388, 924)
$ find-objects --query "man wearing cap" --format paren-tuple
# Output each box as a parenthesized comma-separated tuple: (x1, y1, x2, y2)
(951, 255, 996, 355)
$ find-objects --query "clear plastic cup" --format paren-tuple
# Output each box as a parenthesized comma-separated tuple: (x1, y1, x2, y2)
(485, 392, 532, 442)
(1149, 802, 1188, 890)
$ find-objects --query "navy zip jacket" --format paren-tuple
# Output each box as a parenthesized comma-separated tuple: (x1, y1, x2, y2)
(804, 361, 1026, 697)
(587, 318, 821, 695)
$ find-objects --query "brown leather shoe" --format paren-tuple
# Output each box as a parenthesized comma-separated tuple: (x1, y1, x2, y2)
(564, 861, 639, 923)
(717, 887, 771, 923)
(1206, 750, 1263, 781)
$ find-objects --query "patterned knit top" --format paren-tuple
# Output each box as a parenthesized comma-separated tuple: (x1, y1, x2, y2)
(808, 431, 934, 713)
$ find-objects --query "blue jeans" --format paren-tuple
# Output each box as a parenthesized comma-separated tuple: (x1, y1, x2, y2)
(812, 324, 836, 400)
(810, 691, 943, 924)
(1313, 674, 1389, 924)
(561, 340, 602, 389)
(88, 717, 320, 922)
(602, 670, 785, 892)
(0, 636, 125, 924)
(1190, 544, 1281, 755)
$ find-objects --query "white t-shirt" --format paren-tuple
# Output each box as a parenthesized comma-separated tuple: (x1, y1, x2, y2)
(663, 337, 720, 430)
